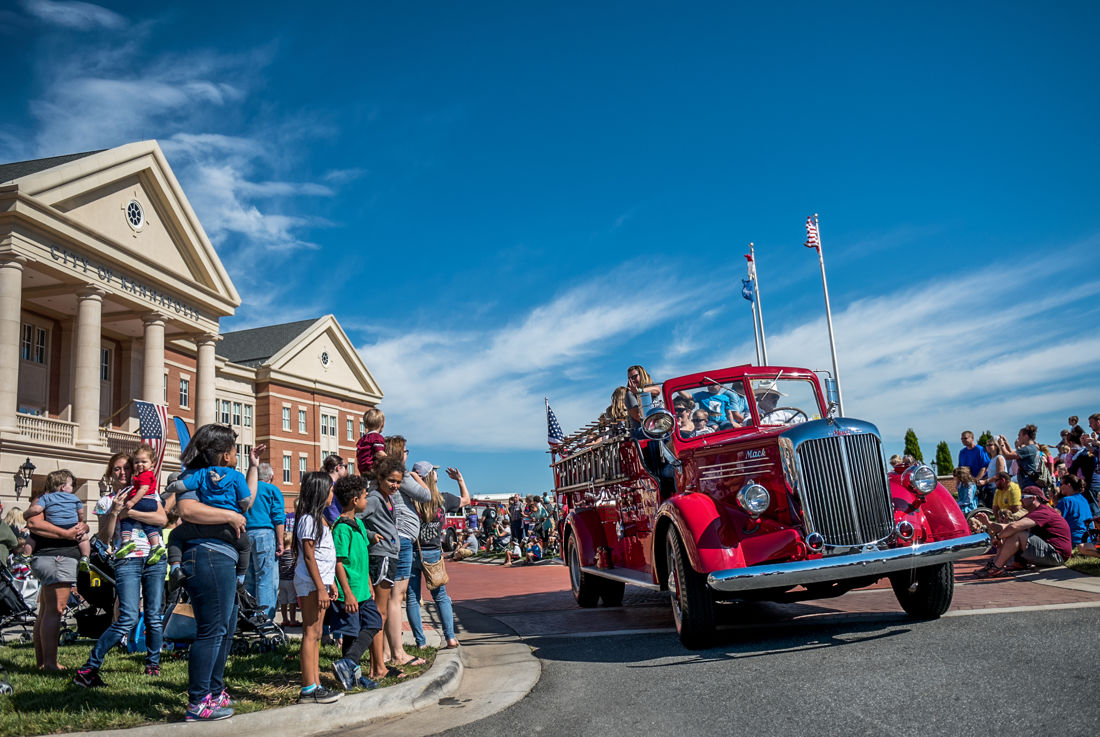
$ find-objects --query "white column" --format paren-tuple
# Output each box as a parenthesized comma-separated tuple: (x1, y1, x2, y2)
(0, 255, 26, 433)
(195, 333, 219, 428)
(73, 286, 105, 446)
(142, 314, 166, 404)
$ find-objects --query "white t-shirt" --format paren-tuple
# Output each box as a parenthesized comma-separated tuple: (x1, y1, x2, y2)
(293, 514, 336, 587)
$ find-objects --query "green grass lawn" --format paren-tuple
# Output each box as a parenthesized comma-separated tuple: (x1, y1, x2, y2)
(0, 639, 433, 737)
(1065, 551, 1100, 577)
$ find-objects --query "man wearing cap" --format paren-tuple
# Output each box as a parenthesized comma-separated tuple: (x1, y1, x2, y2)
(976, 486, 1072, 578)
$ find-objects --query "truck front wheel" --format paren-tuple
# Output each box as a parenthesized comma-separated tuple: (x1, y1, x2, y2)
(568, 537, 601, 607)
(666, 530, 715, 649)
(890, 562, 954, 619)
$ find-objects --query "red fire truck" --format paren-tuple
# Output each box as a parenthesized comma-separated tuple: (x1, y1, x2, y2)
(551, 365, 989, 649)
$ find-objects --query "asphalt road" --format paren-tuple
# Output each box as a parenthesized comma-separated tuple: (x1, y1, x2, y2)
(433, 605, 1098, 737)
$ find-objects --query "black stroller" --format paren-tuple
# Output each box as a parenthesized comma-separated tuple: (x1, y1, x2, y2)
(0, 563, 35, 644)
(163, 580, 287, 657)
(69, 537, 120, 644)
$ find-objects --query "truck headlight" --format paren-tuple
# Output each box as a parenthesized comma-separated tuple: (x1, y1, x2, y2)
(641, 409, 675, 439)
(905, 464, 937, 495)
(737, 483, 771, 517)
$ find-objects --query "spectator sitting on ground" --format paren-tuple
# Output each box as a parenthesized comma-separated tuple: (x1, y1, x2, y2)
(525, 536, 543, 564)
(453, 530, 479, 561)
(975, 486, 1072, 578)
(952, 466, 979, 516)
(503, 536, 521, 566)
(1054, 474, 1094, 548)
(991, 471, 1024, 522)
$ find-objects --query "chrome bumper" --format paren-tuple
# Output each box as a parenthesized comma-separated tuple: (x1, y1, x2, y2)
(706, 533, 990, 593)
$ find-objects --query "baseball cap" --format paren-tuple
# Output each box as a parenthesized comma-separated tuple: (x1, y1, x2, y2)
(1020, 485, 1049, 503)
(412, 460, 438, 477)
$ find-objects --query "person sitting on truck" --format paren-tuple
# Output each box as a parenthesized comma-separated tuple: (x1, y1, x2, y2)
(688, 411, 715, 438)
(678, 383, 747, 430)
(625, 365, 663, 432)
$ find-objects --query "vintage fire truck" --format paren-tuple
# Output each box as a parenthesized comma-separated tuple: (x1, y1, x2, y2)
(551, 365, 990, 649)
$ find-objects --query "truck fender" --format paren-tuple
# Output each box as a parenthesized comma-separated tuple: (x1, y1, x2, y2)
(889, 479, 972, 542)
(564, 508, 607, 568)
(654, 495, 747, 581)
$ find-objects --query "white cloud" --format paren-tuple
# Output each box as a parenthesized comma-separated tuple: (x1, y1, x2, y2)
(21, 0, 125, 30)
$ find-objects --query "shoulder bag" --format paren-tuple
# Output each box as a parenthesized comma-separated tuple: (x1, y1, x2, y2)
(415, 537, 449, 589)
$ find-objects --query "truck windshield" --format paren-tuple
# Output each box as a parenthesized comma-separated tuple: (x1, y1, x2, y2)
(672, 380, 752, 439)
(750, 378, 823, 426)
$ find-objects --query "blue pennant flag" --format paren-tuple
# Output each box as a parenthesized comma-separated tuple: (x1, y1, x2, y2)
(741, 278, 756, 303)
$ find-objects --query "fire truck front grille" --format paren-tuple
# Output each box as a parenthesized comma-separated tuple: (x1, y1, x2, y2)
(795, 433, 894, 549)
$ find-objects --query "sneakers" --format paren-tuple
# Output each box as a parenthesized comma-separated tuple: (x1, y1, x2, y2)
(146, 545, 166, 565)
(215, 690, 233, 709)
(144, 665, 160, 677)
(73, 667, 107, 688)
(356, 676, 378, 690)
(331, 658, 361, 691)
(78, 557, 91, 573)
(114, 541, 137, 559)
(298, 685, 343, 704)
(185, 694, 234, 722)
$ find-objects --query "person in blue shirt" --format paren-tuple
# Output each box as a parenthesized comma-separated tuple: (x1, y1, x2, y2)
(681, 383, 748, 430)
(242, 463, 286, 621)
(958, 431, 991, 482)
(1055, 474, 1094, 546)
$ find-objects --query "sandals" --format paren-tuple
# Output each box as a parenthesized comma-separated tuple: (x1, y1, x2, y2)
(974, 562, 1011, 579)
(384, 666, 408, 679)
(401, 657, 427, 667)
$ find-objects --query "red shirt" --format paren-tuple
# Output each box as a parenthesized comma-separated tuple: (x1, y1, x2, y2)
(1025, 504, 1072, 560)
(129, 469, 158, 500)
(356, 432, 386, 474)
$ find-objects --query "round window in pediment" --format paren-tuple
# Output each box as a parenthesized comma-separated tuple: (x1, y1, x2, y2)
(126, 200, 145, 230)
(320, 351, 330, 367)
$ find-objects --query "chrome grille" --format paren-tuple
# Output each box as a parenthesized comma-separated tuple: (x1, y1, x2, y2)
(795, 433, 893, 548)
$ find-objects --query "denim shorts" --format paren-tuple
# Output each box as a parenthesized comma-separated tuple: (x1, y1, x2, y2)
(325, 598, 383, 638)
(394, 538, 414, 581)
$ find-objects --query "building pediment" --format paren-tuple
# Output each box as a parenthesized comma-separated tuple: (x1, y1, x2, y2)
(263, 315, 383, 403)
(4, 141, 240, 317)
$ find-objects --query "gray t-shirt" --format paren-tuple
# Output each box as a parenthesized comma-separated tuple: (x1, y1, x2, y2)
(393, 472, 431, 540)
(361, 488, 399, 558)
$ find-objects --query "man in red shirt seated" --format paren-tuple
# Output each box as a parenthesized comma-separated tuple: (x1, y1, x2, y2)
(976, 486, 1072, 578)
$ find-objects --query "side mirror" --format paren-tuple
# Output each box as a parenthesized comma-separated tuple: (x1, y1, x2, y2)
(824, 377, 840, 417)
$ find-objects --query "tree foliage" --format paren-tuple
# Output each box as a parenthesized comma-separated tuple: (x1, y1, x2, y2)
(977, 429, 994, 447)
(903, 428, 924, 461)
(935, 441, 954, 476)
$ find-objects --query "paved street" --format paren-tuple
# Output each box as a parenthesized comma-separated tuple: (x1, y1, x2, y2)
(416, 557, 1100, 737)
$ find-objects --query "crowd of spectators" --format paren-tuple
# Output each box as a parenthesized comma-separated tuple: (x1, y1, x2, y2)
(462, 493, 561, 565)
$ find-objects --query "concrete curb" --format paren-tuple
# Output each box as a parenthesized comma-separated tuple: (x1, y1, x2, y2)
(58, 648, 463, 737)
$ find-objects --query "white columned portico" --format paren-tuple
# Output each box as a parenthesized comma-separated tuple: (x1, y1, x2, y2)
(142, 313, 166, 404)
(0, 255, 26, 433)
(195, 333, 219, 428)
(73, 286, 105, 446)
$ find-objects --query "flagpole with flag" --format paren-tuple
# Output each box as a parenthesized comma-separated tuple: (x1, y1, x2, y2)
(134, 400, 170, 478)
(741, 258, 762, 365)
(546, 398, 565, 447)
(804, 214, 844, 414)
(749, 242, 769, 365)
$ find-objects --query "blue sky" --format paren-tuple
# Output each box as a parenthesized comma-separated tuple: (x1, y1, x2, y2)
(3, 1, 1099, 495)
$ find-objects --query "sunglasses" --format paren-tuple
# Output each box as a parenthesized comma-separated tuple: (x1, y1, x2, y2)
(693, 418, 708, 423)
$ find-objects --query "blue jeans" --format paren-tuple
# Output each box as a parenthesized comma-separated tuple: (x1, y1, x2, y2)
(86, 556, 166, 669)
(244, 527, 277, 620)
(407, 547, 454, 646)
(182, 543, 238, 704)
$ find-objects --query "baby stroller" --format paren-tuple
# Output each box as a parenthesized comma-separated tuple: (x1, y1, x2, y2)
(163, 581, 287, 657)
(0, 563, 35, 644)
(70, 537, 119, 644)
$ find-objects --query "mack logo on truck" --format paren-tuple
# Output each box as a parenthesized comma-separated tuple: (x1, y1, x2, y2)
(550, 365, 990, 649)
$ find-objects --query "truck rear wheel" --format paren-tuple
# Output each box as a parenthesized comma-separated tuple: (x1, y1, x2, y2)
(890, 562, 954, 619)
(666, 530, 715, 649)
(442, 529, 457, 553)
(568, 537, 601, 607)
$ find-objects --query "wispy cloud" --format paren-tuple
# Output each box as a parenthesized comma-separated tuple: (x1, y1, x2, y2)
(20, 0, 125, 31)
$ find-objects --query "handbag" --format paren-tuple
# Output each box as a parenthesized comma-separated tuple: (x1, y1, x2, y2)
(415, 539, 449, 588)
(163, 601, 197, 642)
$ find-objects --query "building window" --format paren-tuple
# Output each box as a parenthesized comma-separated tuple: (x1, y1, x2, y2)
(164, 373, 168, 402)
(233, 402, 242, 426)
(360, 420, 365, 436)
(179, 378, 190, 407)
(347, 460, 355, 474)
(298, 409, 307, 434)
(20, 324, 31, 361)
(244, 404, 252, 428)
(220, 400, 231, 425)
(347, 418, 353, 441)
(283, 454, 291, 484)
(282, 406, 291, 431)
(299, 456, 307, 481)
(100, 348, 111, 381)
(35, 328, 46, 363)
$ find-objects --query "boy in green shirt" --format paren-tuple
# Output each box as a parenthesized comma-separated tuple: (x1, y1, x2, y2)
(328, 476, 385, 691)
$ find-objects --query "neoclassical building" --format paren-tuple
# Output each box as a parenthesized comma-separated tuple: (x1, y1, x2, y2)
(0, 141, 381, 513)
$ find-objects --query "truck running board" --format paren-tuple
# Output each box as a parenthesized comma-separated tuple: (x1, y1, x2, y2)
(581, 566, 663, 591)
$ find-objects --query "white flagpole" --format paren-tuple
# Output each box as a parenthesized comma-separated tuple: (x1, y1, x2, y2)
(750, 299, 763, 366)
(812, 214, 844, 414)
(750, 242, 769, 365)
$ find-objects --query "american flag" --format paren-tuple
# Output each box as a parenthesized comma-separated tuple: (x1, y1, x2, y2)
(546, 399, 564, 446)
(804, 215, 820, 250)
(135, 400, 169, 477)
